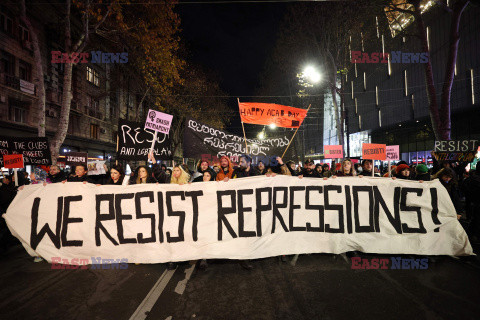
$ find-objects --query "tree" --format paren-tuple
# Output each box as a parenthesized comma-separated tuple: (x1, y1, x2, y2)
(383, 0, 470, 140)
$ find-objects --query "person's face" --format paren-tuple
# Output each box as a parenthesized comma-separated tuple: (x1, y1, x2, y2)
(110, 169, 120, 181)
(344, 161, 352, 172)
(401, 169, 410, 177)
(363, 162, 372, 171)
(258, 162, 265, 171)
(200, 162, 209, 171)
(239, 158, 248, 169)
(161, 166, 167, 172)
(441, 175, 452, 183)
(138, 167, 147, 179)
(203, 171, 212, 182)
(50, 166, 59, 175)
(173, 167, 182, 178)
(166, 169, 172, 176)
(289, 163, 295, 170)
(307, 163, 315, 172)
(220, 158, 228, 168)
(316, 166, 322, 173)
(75, 166, 86, 177)
(213, 166, 220, 173)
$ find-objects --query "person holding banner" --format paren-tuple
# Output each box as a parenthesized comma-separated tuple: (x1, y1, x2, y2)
(129, 166, 156, 185)
(299, 160, 320, 178)
(232, 155, 256, 179)
(192, 160, 215, 182)
(392, 164, 411, 180)
(170, 165, 190, 185)
(358, 160, 380, 177)
(414, 164, 431, 182)
(105, 165, 126, 185)
(254, 161, 267, 175)
(333, 159, 356, 177)
(148, 152, 169, 184)
(65, 165, 94, 183)
(216, 156, 235, 182)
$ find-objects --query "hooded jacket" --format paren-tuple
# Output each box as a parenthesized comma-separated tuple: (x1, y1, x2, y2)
(216, 156, 235, 181)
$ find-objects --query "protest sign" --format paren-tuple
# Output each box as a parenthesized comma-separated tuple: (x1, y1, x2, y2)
(117, 119, 172, 161)
(144, 109, 173, 134)
(3, 154, 24, 169)
(87, 160, 106, 175)
(65, 152, 88, 167)
(324, 145, 343, 159)
(0, 136, 51, 167)
(432, 140, 478, 162)
(386, 145, 400, 161)
(183, 118, 293, 163)
(238, 102, 308, 128)
(4, 176, 473, 264)
(362, 143, 387, 160)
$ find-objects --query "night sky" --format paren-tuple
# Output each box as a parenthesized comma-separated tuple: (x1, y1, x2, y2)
(177, 0, 288, 135)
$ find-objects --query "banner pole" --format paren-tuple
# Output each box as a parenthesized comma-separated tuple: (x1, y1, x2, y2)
(388, 160, 391, 177)
(372, 160, 375, 177)
(115, 134, 119, 165)
(14, 168, 18, 187)
(238, 98, 249, 154)
(149, 131, 157, 159)
(281, 104, 311, 159)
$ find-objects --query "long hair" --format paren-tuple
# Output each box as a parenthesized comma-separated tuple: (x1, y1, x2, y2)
(341, 159, 356, 176)
(132, 165, 149, 184)
(170, 165, 190, 185)
(107, 164, 125, 184)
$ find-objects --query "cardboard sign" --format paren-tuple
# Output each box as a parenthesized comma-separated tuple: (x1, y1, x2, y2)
(0, 136, 51, 167)
(386, 145, 400, 161)
(362, 143, 386, 160)
(434, 140, 478, 153)
(65, 152, 88, 167)
(144, 109, 173, 134)
(238, 102, 308, 128)
(87, 160, 106, 175)
(3, 154, 24, 169)
(324, 145, 343, 159)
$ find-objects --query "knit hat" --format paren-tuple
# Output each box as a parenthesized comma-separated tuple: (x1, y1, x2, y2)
(396, 164, 410, 174)
(416, 164, 428, 174)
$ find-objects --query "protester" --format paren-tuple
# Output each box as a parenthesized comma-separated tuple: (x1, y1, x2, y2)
(414, 164, 431, 182)
(322, 164, 332, 178)
(315, 164, 323, 176)
(47, 165, 66, 183)
(462, 168, 480, 241)
(359, 160, 379, 177)
(213, 165, 220, 174)
(254, 160, 267, 175)
(105, 164, 125, 185)
(165, 168, 172, 180)
(286, 160, 297, 176)
(435, 168, 462, 218)
(148, 154, 170, 184)
(334, 159, 356, 177)
(267, 157, 292, 176)
(231, 155, 256, 179)
(129, 166, 155, 184)
(393, 163, 411, 180)
(216, 156, 234, 181)
(0, 175, 16, 214)
(299, 160, 320, 178)
(161, 164, 167, 172)
(65, 164, 94, 183)
(192, 160, 215, 182)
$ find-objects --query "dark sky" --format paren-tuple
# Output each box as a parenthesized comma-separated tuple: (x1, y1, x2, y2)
(176, 0, 288, 135)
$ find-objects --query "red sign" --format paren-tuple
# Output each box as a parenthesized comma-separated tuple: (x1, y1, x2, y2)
(3, 154, 24, 169)
(238, 102, 308, 128)
(362, 143, 386, 160)
(324, 145, 343, 159)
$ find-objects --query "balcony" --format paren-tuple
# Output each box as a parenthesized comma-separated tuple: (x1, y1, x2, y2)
(0, 73, 36, 95)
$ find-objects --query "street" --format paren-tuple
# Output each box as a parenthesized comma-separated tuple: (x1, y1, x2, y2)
(1, 243, 479, 320)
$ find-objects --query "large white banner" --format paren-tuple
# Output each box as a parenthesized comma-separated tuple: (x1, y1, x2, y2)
(3, 176, 473, 264)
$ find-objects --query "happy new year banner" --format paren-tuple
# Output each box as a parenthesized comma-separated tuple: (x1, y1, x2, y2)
(3, 176, 473, 264)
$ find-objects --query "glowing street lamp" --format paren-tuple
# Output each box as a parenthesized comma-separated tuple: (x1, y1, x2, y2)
(304, 66, 321, 84)
(269, 123, 277, 129)
(258, 132, 265, 139)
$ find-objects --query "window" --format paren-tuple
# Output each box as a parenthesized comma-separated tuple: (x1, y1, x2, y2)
(375, 86, 379, 106)
(9, 105, 26, 123)
(19, 60, 32, 81)
(19, 24, 29, 41)
(1, 50, 15, 75)
(404, 70, 408, 96)
(86, 66, 99, 86)
(68, 115, 80, 135)
(363, 72, 367, 91)
(90, 123, 99, 139)
(0, 8, 14, 36)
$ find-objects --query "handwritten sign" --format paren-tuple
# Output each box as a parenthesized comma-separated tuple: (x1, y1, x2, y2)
(65, 152, 88, 167)
(362, 143, 386, 160)
(324, 145, 343, 159)
(386, 145, 400, 161)
(144, 109, 173, 134)
(3, 154, 24, 169)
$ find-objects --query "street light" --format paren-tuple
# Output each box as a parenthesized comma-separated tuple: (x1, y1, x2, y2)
(258, 132, 265, 139)
(269, 123, 277, 129)
(304, 66, 321, 84)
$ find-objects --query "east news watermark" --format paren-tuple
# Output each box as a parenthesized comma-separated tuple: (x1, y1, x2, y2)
(51, 51, 128, 64)
(51, 257, 129, 269)
(351, 257, 429, 270)
(351, 51, 429, 64)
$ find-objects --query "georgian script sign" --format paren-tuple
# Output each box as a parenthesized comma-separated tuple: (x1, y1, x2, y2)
(183, 118, 293, 163)
(4, 176, 473, 264)
(433, 140, 478, 162)
(0, 136, 52, 167)
(117, 119, 172, 161)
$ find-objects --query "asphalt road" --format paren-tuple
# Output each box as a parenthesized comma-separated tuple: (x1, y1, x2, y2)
(1, 242, 479, 320)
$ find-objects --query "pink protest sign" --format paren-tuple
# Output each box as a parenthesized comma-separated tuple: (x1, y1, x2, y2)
(386, 145, 400, 161)
(324, 145, 343, 159)
(144, 109, 173, 134)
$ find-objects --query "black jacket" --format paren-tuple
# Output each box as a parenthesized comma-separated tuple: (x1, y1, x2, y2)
(67, 174, 95, 183)
(0, 182, 16, 213)
(232, 167, 257, 179)
(47, 171, 66, 184)
(300, 169, 320, 178)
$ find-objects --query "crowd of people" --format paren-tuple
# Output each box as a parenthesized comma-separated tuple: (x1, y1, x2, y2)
(1, 153, 479, 266)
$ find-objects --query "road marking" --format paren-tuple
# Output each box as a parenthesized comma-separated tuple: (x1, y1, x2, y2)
(174, 263, 196, 295)
(129, 268, 176, 320)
